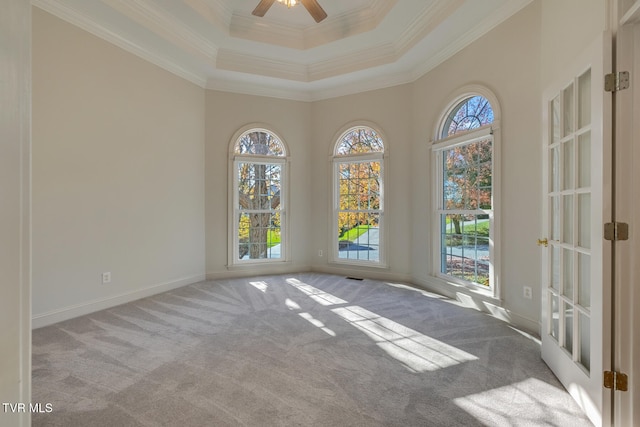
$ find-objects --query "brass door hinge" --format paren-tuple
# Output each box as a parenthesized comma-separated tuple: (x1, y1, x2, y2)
(604, 371, 628, 391)
(604, 222, 629, 241)
(604, 71, 630, 92)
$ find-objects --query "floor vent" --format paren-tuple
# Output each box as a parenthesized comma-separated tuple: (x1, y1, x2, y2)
(346, 276, 364, 281)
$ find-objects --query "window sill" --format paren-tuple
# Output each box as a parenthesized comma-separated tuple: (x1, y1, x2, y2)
(432, 273, 501, 304)
(329, 259, 389, 269)
(226, 260, 292, 271)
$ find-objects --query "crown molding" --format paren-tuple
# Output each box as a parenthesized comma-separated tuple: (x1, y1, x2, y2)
(205, 68, 415, 103)
(410, 0, 535, 81)
(32, 0, 208, 87)
(33, 0, 536, 102)
(229, 14, 305, 50)
(217, 0, 467, 83)
(99, 0, 218, 64)
(183, 0, 233, 31)
(309, 70, 415, 101)
(216, 42, 399, 82)
(205, 66, 416, 103)
(308, 43, 397, 81)
(216, 49, 309, 82)
(395, 0, 465, 54)
(206, 79, 313, 102)
(229, 0, 397, 50)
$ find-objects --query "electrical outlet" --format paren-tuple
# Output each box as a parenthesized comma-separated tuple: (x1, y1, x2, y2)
(101, 272, 111, 284)
(318, 249, 323, 257)
(523, 286, 532, 300)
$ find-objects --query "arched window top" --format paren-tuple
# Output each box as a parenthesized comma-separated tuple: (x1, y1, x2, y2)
(334, 126, 384, 156)
(234, 129, 286, 156)
(441, 95, 494, 138)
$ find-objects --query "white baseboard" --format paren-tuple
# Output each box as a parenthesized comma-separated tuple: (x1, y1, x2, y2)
(206, 263, 311, 281)
(309, 266, 540, 335)
(412, 275, 541, 336)
(32, 274, 206, 329)
(310, 264, 413, 283)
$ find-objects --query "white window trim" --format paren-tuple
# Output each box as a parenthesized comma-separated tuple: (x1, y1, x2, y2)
(227, 125, 290, 268)
(431, 89, 501, 299)
(330, 124, 388, 268)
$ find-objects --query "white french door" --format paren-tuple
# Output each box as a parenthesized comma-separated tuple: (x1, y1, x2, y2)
(541, 34, 612, 427)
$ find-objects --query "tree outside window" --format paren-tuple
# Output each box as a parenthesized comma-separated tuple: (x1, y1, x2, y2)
(435, 95, 495, 287)
(333, 126, 385, 265)
(232, 129, 286, 263)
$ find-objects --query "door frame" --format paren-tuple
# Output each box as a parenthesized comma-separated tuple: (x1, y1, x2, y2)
(612, 1, 640, 424)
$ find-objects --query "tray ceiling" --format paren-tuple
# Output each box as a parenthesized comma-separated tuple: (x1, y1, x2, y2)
(32, 0, 533, 101)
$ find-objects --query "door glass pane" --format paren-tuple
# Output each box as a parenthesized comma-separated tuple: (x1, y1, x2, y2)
(551, 146, 560, 191)
(551, 293, 559, 340)
(551, 246, 560, 291)
(578, 69, 591, 129)
(563, 249, 574, 299)
(551, 196, 560, 241)
(578, 253, 591, 309)
(552, 95, 561, 143)
(578, 132, 591, 188)
(578, 194, 591, 249)
(563, 195, 573, 244)
(551, 95, 560, 144)
(563, 84, 574, 137)
(564, 303, 574, 354)
(563, 139, 574, 190)
(579, 313, 591, 371)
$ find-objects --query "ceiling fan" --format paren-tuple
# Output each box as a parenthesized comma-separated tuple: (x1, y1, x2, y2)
(252, 0, 328, 23)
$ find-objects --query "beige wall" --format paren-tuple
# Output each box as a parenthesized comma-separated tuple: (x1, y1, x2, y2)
(32, 9, 206, 326)
(411, 1, 543, 331)
(205, 90, 312, 277)
(541, 0, 608, 88)
(1, 0, 31, 425)
(309, 85, 414, 280)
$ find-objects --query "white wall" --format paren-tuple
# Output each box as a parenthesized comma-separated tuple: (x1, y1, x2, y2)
(205, 90, 312, 277)
(32, 9, 206, 327)
(411, 2, 543, 332)
(0, 0, 31, 425)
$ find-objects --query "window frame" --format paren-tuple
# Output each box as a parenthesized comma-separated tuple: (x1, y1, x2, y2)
(330, 123, 387, 268)
(431, 88, 501, 298)
(228, 125, 290, 267)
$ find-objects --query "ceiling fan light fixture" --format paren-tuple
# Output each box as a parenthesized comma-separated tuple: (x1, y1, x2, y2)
(277, 0, 298, 8)
(252, 0, 327, 23)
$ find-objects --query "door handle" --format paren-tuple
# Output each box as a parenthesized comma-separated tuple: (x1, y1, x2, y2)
(537, 238, 548, 247)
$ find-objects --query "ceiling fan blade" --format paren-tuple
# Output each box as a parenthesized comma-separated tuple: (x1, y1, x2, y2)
(252, 0, 276, 17)
(300, 0, 327, 23)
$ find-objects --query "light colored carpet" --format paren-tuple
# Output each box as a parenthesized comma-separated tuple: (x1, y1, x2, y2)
(32, 273, 592, 426)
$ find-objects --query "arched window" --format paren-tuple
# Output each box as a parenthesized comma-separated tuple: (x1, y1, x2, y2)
(441, 95, 494, 137)
(432, 90, 500, 294)
(332, 125, 386, 266)
(230, 127, 287, 264)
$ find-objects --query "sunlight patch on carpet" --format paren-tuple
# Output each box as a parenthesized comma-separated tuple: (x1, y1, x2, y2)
(331, 306, 478, 372)
(249, 281, 268, 293)
(298, 312, 337, 336)
(453, 377, 581, 426)
(286, 278, 347, 306)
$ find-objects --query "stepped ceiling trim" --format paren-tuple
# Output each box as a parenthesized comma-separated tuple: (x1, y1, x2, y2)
(226, 0, 397, 50)
(31, 0, 534, 101)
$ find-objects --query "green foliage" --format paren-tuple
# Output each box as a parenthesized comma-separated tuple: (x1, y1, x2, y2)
(339, 225, 370, 241)
(266, 229, 281, 247)
(443, 220, 489, 247)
